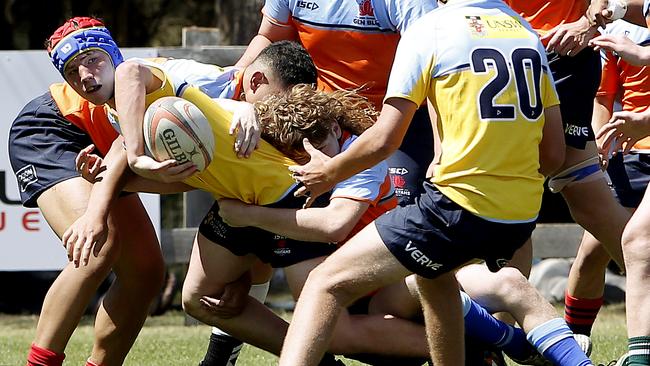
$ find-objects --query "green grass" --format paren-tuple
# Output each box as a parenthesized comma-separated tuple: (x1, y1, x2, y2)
(0, 305, 628, 365)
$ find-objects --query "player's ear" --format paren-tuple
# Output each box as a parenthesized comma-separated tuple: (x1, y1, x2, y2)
(250, 71, 268, 93)
(332, 122, 342, 139)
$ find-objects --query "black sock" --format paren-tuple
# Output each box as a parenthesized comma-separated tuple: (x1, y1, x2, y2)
(199, 333, 243, 366)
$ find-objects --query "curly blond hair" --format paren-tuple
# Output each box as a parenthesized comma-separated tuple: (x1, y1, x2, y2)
(256, 84, 377, 162)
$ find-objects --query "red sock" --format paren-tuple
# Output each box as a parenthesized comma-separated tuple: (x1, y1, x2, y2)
(85, 359, 103, 366)
(564, 291, 603, 336)
(26, 343, 65, 366)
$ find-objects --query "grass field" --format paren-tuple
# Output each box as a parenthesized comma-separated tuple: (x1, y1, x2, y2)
(0, 305, 628, 365)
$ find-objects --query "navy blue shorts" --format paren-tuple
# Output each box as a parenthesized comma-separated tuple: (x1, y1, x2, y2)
(387, 105, 434, 206)
(375, 183, 535, 279)
(198, 189, 337, 268)
(8, 92, 92, 208)
(607, 152, 650, 208)
(548, 48, 601, 149)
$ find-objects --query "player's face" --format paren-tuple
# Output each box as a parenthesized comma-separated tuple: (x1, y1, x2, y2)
(63, 50, 115, 105)
(313, 123, 341, 157)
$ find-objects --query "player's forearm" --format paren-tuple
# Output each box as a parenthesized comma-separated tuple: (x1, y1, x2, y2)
(235, 35, 272, 68)
(84, 140, 132, 220)
(114, 62, 149, 161)
(592, 95, 615, 146)
(244, 205, 357, 243)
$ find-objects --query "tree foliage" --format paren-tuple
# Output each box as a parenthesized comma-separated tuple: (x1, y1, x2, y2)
(0, 0, 263, 50)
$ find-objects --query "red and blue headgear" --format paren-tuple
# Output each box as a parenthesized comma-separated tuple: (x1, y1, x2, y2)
(47, 17, 123, 76)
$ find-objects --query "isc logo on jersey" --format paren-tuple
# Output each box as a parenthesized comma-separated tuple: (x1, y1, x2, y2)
(143, 96, 215, 172)
(296, 1, 319, 10)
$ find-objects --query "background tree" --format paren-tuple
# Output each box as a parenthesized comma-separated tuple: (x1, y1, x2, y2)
(0, 0, 264, 50)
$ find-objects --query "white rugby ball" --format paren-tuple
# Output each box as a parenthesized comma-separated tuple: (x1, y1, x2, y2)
(143, 96, 215, 172)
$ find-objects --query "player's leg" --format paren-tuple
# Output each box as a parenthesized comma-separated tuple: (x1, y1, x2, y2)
(548, 49, 628, 267)
(200, 260, 272, 366)
(181, 217, 296, 358)
(620, 187, 650, 365)
(278, 224, 413, 366)
(457, 264, 593, 365)
(558, 144, 629, 266)
(284, 257, 429, 358)
(564, 232, 609, 335)
(29, 178, 116, 362)
(88, 194, 165, 365)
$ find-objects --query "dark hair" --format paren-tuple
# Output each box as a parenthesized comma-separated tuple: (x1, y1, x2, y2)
(253, 40, 318, 87)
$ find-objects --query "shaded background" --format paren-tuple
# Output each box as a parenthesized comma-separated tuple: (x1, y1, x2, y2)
(0, 0, 263, 50)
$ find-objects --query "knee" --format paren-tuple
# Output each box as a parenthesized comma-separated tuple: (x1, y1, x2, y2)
(306, 265, 360, 307)
(487, 267, 529, 305)
(622, 225, 650, 265)
(181, 285, 204, 321)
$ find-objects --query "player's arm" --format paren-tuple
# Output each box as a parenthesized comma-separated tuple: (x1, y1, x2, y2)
(539, 105, 566, 177)
(62, 137, 132, 266)
(290, 98, 418, 203)
(114, 61, 197, 181)
(235, 16, 298, 68)
(218, 197, 369, 243)
(587, 0, 649, 27)
(543, 15, 599, 56)
(114, 60, 158, 160)
(590, 35, 650, 65)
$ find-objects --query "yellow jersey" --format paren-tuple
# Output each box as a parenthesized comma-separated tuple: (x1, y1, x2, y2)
(139, 61, 298, 205)
(387, 0, 560, 222)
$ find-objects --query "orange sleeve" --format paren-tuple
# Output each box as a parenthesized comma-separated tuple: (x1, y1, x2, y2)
(596, 52, 620, 98)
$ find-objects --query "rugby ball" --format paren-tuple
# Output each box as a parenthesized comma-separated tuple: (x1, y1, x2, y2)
(143, 96, 215, 172)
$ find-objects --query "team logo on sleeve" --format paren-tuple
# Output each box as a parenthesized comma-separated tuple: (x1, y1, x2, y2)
(16, 165, 38, 192)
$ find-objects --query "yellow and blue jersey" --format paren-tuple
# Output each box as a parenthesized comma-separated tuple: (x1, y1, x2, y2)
(134, 60, 298, 205)
(387, 0, 560, 222)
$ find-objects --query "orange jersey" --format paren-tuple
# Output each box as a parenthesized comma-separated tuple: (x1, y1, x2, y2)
(504, 0, 587, 37)
(49, 83, 117, 155)
(598, 21, 650, 150)
(262, 0, 436, 110)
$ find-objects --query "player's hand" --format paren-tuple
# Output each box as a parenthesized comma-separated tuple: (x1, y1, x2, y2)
(229, 102, 260, 158)
(586, 0, 614, 28)
(217, 199, 251, 227)
(76, 144, 106, 183)
(597, 110, 650, 155)
(128, 155, 197, 183)
(62, 212, 108, 267)
(590, 35, 650, 66)
(289, 139, 335, 208)
(199, 272, 252, 319)
(543, 16, 598, 56)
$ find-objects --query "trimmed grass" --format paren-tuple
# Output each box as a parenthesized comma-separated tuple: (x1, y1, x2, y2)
(0, 305, 627, 365)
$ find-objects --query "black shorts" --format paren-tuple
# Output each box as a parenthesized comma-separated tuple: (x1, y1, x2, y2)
(548, 48, 601, 149)
(198, 189, 337, 268)
(8, 92, 92, 208)
(375, 183, 535, 279)
(387, 105, 434, 206)
(607, 152, 650, 208)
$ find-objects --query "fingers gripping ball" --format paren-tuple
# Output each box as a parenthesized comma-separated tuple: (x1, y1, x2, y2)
(143, 97, 215, 171)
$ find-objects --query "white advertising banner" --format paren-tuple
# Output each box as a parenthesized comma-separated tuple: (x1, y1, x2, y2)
(0, 49, 161, 271)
